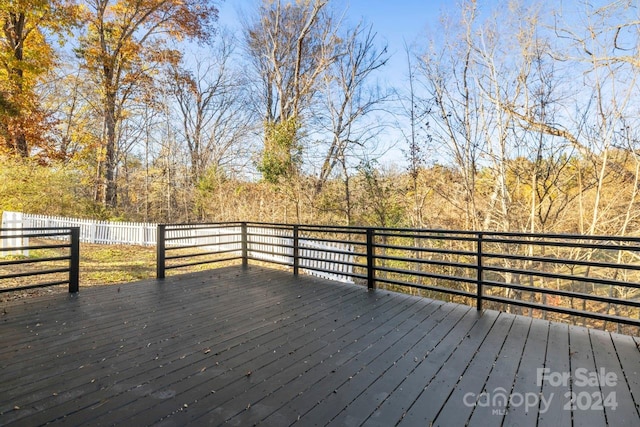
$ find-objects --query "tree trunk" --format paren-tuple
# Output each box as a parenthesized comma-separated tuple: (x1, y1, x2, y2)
(6, 12, 28, 157)
(103, 84, 118, 208)
(341, 159, 352, 225)
(12, 132, 28, 158)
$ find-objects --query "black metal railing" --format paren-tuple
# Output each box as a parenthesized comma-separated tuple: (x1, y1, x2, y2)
(156, 223, 244, 279)
(0, 227, 80, 293)
(156, 223, 640, 332)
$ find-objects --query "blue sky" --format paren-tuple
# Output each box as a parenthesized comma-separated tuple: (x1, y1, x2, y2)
(215, 0, 508, 167)
(218, 0, 456, 62)
(216, 0, 506, 98)
(216, 0, 462, 165)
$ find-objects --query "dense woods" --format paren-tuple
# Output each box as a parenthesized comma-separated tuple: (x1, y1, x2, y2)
(1, 0, 639, 238)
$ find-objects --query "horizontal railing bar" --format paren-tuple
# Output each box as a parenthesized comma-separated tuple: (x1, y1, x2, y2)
(482, 295, 640, 327)
(165, 256, 242, 270)
(165, 248, 241, 261)
(297, 225, 368, 234)
(483, 252, 640, 271)
(298, 234, 367, 243)
(160, 222, 640, 241)
(163, 226, 242, 235)
(375, 254, 476, 270)
(0, 280, 70, 294)
(165, 241, 242, 251)
(165, 234, 240, 243)
(298, 235, 366, 248)
(298, 242, 360, 257)
(307, 225, 640, 243)
(298, 255, 364, 270)
(299, 265, 367, 281)
(482, 237, 640, 252)
(375, 276, 475, 298)
(374, 243, 476, 258)
(0, 243, 71, 252)
(0, 268, 69, 281)
(163, 222, 243, 228)
(247, 239, 291, 248)
(247, 224, 296, 232)
(375, 231, 478, 242)
(374, 265, 477, 285)
(165, 231, 241, 242)
(0, 256, 70, 267)
(247, 232, 292, 240)
(483, 265, 640, 290)
(300, 224, 476, 234)
(246, 255, 293, 268)
(483, 280, 640, 308)
(247, 248, 292, 258)
(247, 241, 293, 250)
(0, 227, 74, 232)
(0, 232, 71, 239)
(482, 232, 640, 243)
(299, 245, 361, 258)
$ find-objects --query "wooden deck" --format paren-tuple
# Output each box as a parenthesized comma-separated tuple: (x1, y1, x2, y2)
(1, 266, 639, 426)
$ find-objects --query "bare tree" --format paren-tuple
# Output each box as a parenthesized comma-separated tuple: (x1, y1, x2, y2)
(168, 35, 251, 188)
(308, 21, 390, 226)
(398, 41, 431, 228)
(418, 1, 484, 229)
(314, 22, 388, 196)
(503, 0, 640, 235)
(244, 0, 339, 184)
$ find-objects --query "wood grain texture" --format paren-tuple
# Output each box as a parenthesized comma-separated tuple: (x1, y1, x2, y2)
(1, 266, 638, 426)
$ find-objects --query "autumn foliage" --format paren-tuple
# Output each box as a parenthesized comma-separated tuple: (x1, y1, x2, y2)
(0, 0, 636, 241)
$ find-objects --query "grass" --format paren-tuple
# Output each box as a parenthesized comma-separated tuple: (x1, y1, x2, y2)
(79, 243, 156, 286)
(0, 240, 239, 303)
(0, 241, 154, 302)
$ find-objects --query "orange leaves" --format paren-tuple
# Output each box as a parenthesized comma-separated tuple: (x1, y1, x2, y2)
(76, 0, 219, 207)
(0, 0, 78, 158)
(79, 0, 219, 92)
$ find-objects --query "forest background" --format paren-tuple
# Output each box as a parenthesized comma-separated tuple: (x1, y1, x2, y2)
(1, 0, 639, 238)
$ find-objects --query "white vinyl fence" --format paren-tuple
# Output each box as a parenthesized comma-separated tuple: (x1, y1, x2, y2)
(247, 225, 293, 265)
(0, 211, 27, 256)
(165, 225, 242, 252)
(299, 239, 354, 283)
(28, 214, 157, 246)
(1, 212, 355, 284)
(247, 225, 354, 283)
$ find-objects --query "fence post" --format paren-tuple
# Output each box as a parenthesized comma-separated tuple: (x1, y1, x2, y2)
(366, 228, 375, 289)
(157, 224, 166, 279)
(293, 225, 299, 276)
(69, 227, 80, 293)
(476, 232, 483, 311)
(241, 222, 248, 269)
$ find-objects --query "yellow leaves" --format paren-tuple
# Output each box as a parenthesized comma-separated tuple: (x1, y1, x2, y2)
(80, 0, 218, 80)
(0, 1, 79, 156)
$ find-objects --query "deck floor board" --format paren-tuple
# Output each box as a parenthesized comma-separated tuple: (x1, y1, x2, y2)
(589, 328, 640, 424)
(425, 313, 517, 427)
(538, 322, 572, 427)
(569, 325, 608, 427)
(1, 265, 638, 426)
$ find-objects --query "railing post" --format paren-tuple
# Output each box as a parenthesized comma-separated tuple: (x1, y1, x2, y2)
(156, 224, 166, 279)
(241, 222, 248, 269)
(367, 228, 375, 289)
(293, 225, 299, 276)
(476, 232, 483, 311)
(69, 227, 80, 293)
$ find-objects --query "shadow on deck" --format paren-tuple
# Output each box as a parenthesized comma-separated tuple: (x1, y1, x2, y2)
(1, 266, 639, 426)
